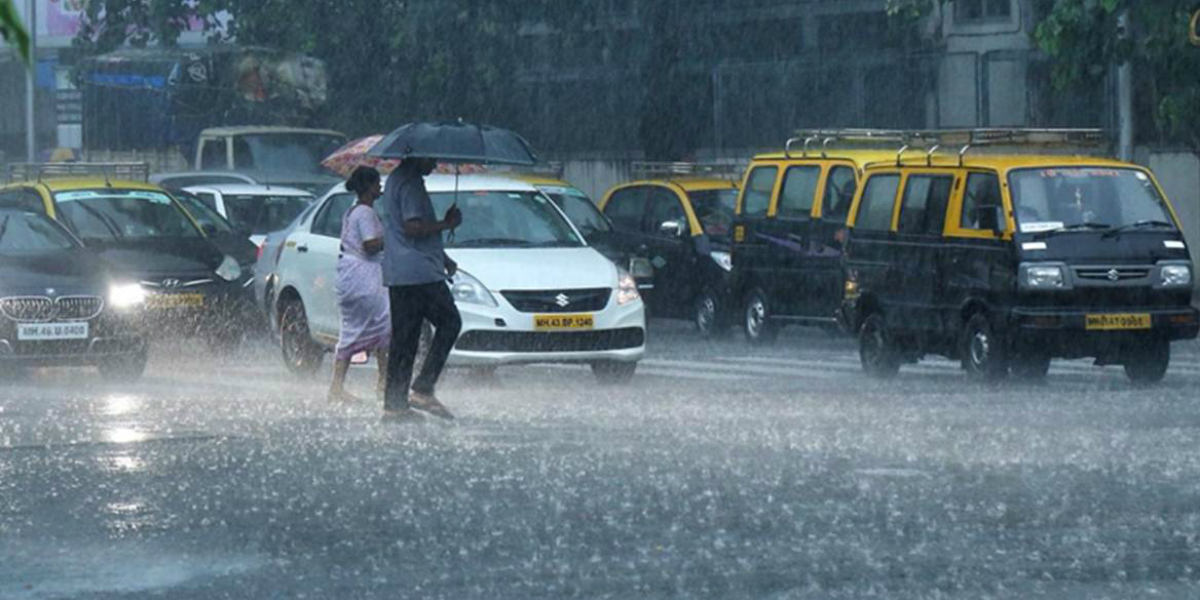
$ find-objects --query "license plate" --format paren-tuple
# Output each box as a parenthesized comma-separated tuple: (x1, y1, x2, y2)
(147, 293, 204, 309)
(534, 314, 595, 330)
(1085, 313, 1151, 330)
(18, 322, 89, 341)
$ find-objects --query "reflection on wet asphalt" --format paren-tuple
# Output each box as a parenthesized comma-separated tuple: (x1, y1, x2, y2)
(2, 324, 1200, 599)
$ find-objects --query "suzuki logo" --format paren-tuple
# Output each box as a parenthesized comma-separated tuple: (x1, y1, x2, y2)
(555, 293, 571, 307)
(162, 278, 182, 289)
(1106, 269, 1121, 282)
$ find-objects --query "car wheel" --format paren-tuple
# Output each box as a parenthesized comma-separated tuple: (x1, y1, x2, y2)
(592, 361, 637, 385)
(962, 314, 1007, 382)
(279, 298, 325, 376)
(742, 288, 778, 345)
(694, 288, 726, 338)
(98, 349, 148, 383)
(1124, 340, 1170, 384)
(1010, 353, 1051, 381)
(859, 313, 900, 378)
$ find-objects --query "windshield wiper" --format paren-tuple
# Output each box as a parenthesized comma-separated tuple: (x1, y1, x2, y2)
(452, 237, 534, 248)
(1101, 220, 1175, 238)
(1035, 222, 1112, 238)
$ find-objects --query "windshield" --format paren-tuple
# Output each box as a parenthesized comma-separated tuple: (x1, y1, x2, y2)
(236, 134, 347, 176)
(175, 192, 236, 235)
(0, 210, 77, 255)
(537, 185, 611, 236)
(429, 190, 584, 248)
(52, 189, 202, 242)
(1008, 168, 1176, 234)
(223, 194, 314, 235)
(689, 189, 738, 239)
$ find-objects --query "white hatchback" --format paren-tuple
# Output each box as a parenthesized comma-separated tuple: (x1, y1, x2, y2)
(270, 174, 646, 383)
(182, 184, 314, 247)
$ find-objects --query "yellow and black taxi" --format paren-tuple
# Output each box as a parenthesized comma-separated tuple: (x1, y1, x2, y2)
(0, 207, 148, 380)
(598, 164, 740, 336)
(730, 132, 910, 343)
(839, 130, 1198, 383)
(0, 164, 259, 348)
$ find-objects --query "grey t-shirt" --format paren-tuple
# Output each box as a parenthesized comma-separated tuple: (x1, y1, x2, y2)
(381, 168, 448, 286)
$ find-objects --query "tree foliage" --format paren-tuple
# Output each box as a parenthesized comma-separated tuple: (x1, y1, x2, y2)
(1, 0, 30, 64)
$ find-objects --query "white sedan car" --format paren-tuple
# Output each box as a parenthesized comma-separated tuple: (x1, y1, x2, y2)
(270, 174, 646, 383)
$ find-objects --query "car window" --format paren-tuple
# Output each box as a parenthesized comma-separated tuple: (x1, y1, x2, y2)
(193, 192, 219, 211)
(313, 193, 356, 238)
(539, 186, 611, 236)
(742, 166, 777, 216)
(603, 188, 646, 232)
(898, 175, 953, 235)
(778, 166, 820, 218)
(200, 139, 226, 170)
(645, 188, 687, 236)
(0, 188, 46, 214)
(52, 189, 202, 241)
(430, 190, 583, 248)
(822, 166, 857, 223)
(961, 172, 1003, 230)
(689, 189, 738, 240)
(854, 174, 901, 232)
(223, 194, 314, 235)
(0, 209, 77, 255)
(175, 192, 235, 235)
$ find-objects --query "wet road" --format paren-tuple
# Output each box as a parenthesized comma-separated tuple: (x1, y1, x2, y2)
(2, 324, 1200, 599)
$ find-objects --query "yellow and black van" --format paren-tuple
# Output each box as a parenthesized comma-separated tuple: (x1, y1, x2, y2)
(839, 130, 1198, 383)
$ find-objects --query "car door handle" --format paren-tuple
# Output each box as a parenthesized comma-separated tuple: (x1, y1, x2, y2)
(296, 245, 309, 253)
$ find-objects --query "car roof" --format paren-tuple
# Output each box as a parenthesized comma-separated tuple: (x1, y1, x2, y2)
(182, 183, 314, 196)
(619, 177, 738, 193)
(150, 171, 259, 182)
(324, 174, 540, 197)
(861, 153, 1140, 173)
(502, 173, 573, 187)
(8, 178, 169, 193)
(199, 126, 346, 137)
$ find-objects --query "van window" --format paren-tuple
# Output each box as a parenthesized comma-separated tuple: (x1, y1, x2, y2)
(854, 175, 900, 232)
(742, 167, 777, 216)
(898, 175, 953, 235)
(199, 139, 225, 169)
(603, 188, 646, 232)
(962, 173, 1003, 230)
(778, 166, 820, 218)
(822, 166, 857, 223)
(1009, 168, 1176, 233)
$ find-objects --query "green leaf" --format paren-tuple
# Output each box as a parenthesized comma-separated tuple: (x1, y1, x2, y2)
(0, 0, 31, 65)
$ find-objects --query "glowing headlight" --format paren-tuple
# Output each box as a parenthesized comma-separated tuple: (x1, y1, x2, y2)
(215, 255, 243, 282)
(1025, 265, 1065, 289)
(1161, 265, 1192, 287)
(108, 283, 146, 310)
(449, 270, 497, 307)
(617, 268, 640, 305)
(711, 250, 733, 272)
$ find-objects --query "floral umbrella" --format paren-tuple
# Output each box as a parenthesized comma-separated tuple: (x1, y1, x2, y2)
(322, 135, 485, 177)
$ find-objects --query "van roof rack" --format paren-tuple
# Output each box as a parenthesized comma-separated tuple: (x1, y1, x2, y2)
(630, 161, 744, 180)
(785, 129, 919, 159)
(6, 162, 151, 185)
(801, 128, 1113, 169)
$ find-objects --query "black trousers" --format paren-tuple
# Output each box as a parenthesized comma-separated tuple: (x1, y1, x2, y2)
(385, 281, 462, 410)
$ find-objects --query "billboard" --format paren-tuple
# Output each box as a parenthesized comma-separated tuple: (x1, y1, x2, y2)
(13, 0, 209, 48)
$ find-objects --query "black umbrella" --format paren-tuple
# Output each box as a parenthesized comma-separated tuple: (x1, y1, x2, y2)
(366, 121, 537, 166)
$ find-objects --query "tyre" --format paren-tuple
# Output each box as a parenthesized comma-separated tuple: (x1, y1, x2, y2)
(859, 313, 900, 378)
(1010, 352, 1051, 381)
(694, 288, 727, 339)
(279, 298, 325, 376)
(591, 361, 637, 385)
(1124, 339, 1170, 384)
(962, 313, 1007, 382)
(98, 349, 148, 383)
(742, 288, 778, 345)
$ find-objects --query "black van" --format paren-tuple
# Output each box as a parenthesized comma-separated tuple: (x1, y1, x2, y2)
(840, 148, 1197, 383)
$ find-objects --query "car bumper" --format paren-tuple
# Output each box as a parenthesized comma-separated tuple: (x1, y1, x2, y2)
(1009, 306, 1199, 356)
(136, 280, 258, 334)
(0, 316, 146, 367)
(447, 297, 646, 367)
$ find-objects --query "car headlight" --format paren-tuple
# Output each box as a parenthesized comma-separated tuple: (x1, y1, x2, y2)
(108, 283, 146, 310)
(617, 268, 640, 305)
(1024, 264, 1066, 289)
(711, 250, 733, 272)
(215, 255, 243, 282)
(450, 270, 497, 307)
(1160, 264, 1192, 287)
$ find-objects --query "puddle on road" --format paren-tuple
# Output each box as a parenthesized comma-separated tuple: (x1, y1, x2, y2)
(0, 542, 267, 599)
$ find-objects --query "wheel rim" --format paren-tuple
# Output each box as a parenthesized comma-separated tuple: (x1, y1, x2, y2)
(969, 329, 990, 369)
(863, 321, 886, 368)
(281, 307, 308, 368)
(697, 295, 716, 333)
(746, 297, 765, 338)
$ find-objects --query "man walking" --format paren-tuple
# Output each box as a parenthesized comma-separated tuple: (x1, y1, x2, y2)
(380, 157, 462, 421)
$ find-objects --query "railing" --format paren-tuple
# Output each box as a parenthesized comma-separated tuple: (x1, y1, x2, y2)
(5, 162, 151, 184)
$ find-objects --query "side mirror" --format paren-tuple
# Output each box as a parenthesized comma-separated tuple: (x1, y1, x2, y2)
(659, 220, 686, 238)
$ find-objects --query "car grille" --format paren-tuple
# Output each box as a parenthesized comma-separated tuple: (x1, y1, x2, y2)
(1075, 266, 1151, 283)
(454, 327, 644, 353)
(0, 296, 104, 322)
(500, 288, 611, 313)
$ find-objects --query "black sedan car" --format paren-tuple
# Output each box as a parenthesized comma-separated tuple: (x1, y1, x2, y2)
(0, 209, 148, 380)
